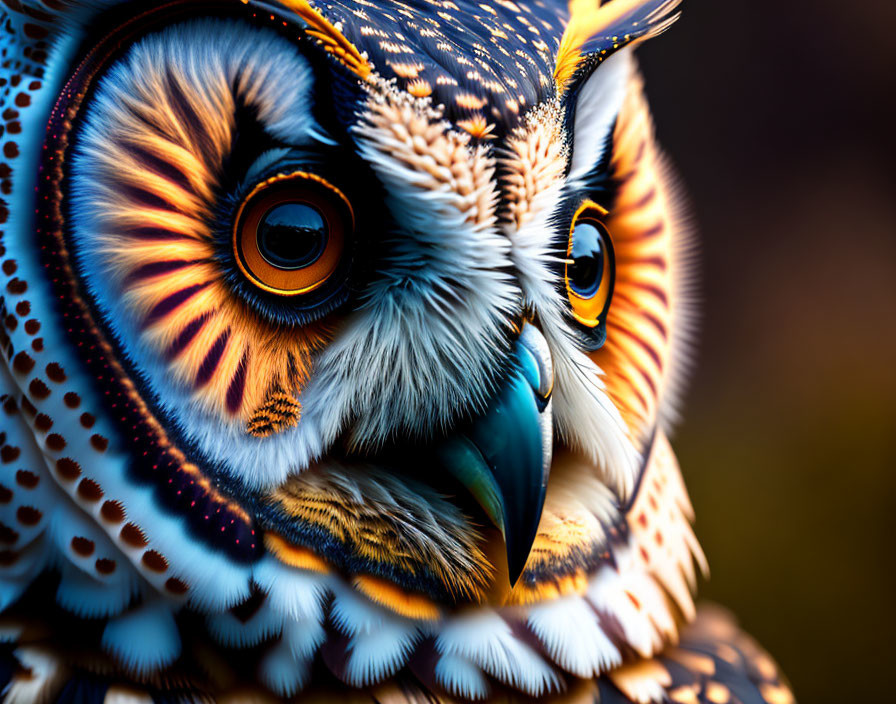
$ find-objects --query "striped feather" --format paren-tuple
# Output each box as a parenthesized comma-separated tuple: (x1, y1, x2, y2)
(591, 65, 698, 443)
(69, 20, 332, 422)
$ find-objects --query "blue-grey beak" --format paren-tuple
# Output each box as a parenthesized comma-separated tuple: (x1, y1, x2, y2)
(436, 323, 553, 586)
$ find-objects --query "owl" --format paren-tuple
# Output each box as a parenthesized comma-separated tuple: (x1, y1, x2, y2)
(0, 0, 794, 702)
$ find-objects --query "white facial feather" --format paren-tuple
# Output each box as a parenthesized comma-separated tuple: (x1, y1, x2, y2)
(302, 90, 518, 449)
(567, 48, 634, 186)
(501, 66, 641, 500)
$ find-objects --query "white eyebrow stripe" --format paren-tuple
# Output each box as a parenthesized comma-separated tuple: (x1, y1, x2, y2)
(567, 48, 634, 185)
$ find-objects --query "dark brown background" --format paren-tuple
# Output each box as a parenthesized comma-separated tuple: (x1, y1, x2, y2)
(638, 1, 896, 701)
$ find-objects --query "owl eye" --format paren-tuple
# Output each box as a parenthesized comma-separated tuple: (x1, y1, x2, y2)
(565, 201, 616, 330)
(234, 172, 354, 296)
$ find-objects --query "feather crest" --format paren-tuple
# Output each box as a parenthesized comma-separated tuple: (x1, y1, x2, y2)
(555, 0, 682, 91)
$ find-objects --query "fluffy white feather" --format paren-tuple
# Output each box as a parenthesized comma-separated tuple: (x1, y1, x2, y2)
(206, 601, 284, 649)
(252, 557, 328, 622)
(259, 636, 313, 697)
(303, 90, 518, 452)
(587, 545, 674, 659)
(101, 600, 181, 675)
(54, 562, 138, 619)
(434, 652, 491, 700)
(435, 611, 561, 696)
(329, 582, 421, 686)
(256, 611, 326, 697)
(281, 614, 327, 661)
(527, 594, 622, 677)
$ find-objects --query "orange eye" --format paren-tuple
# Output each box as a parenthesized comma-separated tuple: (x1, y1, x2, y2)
(233, 172, 354, 296)
(565, 200, 615, 328)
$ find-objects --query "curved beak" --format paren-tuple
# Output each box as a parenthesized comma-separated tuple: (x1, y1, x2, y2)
(436, 323, 553, 586)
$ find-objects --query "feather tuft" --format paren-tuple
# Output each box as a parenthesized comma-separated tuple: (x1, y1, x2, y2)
(436, 611, 562, 696)
(528, 595, 622, 677)
(101, 601, 181, 675)
(555, 0, 682, 91)
(330, 583, 421, 686)
(259, 637, 312, 697)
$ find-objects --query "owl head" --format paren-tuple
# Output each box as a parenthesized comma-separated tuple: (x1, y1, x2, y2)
(0, 0, 702, 698)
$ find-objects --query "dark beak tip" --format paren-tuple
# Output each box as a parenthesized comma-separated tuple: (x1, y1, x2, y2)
(436, 324, 554, 593)
(507, 555, 528, 589)
(504, 500, 545, 588)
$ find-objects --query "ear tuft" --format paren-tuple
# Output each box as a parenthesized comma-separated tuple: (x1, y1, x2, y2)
(555, 0, 682, 92)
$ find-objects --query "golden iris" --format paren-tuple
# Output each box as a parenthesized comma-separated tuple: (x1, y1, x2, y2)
(565, 200, 615, 328)
(234, 172, 353, 296)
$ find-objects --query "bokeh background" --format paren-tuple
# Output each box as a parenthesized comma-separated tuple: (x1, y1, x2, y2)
(637, 1, 896, 701)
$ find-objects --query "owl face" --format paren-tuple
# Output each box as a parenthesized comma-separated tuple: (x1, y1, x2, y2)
(0, 0, 697, 696)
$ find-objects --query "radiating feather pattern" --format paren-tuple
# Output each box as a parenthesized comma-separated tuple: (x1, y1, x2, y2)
(0, 1, 795, 702)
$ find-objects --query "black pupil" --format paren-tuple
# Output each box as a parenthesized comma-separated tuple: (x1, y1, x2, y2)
(257, 202, 328, 270)
(569, 221, 605, 297)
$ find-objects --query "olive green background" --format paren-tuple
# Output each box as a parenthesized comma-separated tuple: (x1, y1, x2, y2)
(637, 1, 896, 701)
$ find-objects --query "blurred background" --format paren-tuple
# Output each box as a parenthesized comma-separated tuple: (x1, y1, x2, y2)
(638, 1, 896, 701)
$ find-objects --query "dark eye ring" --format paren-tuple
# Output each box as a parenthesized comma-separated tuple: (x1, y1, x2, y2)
(233, 171, 354, 296)
(565, 200, 615, 329)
